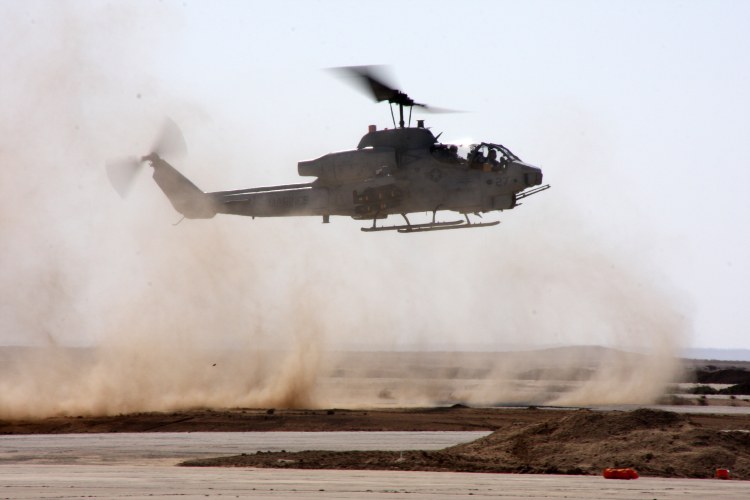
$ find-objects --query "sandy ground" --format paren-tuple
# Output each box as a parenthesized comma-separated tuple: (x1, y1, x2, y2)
(3, 406, 750, 480)
(0, 407, 566, 434)
(3, 420, 748, 499)
(3, 351, 750, 483)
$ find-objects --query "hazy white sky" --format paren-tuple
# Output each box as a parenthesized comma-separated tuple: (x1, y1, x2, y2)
(2, 0, 749, 351)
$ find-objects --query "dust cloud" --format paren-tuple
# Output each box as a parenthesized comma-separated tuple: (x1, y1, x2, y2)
(0, 3, 324, 418)
(458, 223, 687, 407)
(0, 3, 689, 419)
(307, 222, 688, 409)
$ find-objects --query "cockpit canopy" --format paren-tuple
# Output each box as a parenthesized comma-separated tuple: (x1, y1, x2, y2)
(468, 143, 519, 163)
(465, 142, 520, 172)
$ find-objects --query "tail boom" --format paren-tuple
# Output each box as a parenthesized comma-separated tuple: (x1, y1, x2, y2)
(146, 155, 332, 220)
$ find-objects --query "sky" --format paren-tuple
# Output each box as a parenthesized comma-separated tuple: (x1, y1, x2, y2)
(1, 0, 749, 354)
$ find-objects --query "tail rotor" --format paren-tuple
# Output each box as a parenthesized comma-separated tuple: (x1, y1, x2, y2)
(105, 118, 187, 198)
(105, 156, 143, 197)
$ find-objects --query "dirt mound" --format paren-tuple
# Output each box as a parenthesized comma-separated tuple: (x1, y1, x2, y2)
(449, 408, 749, 477)
(696, 368, 750, 384)
(720, 383, 750, 395)
(182, 409, 750, 478)
(508, 408, 687, 441)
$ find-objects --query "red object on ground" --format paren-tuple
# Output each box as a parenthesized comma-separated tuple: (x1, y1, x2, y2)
(716, 468, 731, 479)
(603, 468, 639, 480)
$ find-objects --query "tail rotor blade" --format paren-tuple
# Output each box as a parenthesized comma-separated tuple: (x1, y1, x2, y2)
(106, 118, 187, 198)
(151, 117, 187, 160)
(105, 156, 143, 198)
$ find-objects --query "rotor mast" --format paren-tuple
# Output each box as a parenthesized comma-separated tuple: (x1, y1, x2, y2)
(390, 90, 412, 128)
(333, 66, 432, 130)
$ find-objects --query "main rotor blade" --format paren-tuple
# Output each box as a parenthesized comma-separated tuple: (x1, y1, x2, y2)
(330, 65, 462, 112)
(151, 117, 187, 160)
(330, 65, 410, 104)
(413, 103, 464, 114)
(105, 156, 143, 198)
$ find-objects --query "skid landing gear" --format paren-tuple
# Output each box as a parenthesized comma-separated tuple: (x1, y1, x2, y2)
(361, 213, 500, 233)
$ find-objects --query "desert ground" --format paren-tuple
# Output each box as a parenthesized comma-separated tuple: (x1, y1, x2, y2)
(2, 406, 749, 479)
(2, 349, 750, 481)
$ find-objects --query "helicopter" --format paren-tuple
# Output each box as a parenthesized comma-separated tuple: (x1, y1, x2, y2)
(107, 66, 549, 233)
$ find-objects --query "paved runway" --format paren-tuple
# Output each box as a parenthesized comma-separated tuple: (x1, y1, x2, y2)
(0, 431, 489, 465)
(2, 463, 747, 499)
(0, 431, 746, 499)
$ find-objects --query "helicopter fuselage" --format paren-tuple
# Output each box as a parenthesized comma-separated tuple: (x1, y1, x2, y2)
(155, 125, 546, 224)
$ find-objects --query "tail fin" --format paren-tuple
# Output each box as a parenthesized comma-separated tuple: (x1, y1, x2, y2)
(143, 154, 217, 219)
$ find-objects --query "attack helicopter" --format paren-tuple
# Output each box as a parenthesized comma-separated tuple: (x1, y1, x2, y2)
(107, 66, 549, 233)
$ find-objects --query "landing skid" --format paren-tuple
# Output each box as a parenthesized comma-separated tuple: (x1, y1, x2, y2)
(361, 220, 464, 233)
(398, 220, 499, 233)
(361, 212, 500, 233)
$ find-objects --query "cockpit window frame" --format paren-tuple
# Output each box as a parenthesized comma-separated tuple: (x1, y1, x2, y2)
(468, 142, 520, 163)
(465, 142, 521, 172)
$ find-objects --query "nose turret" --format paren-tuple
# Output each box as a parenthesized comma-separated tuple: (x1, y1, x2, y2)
(511, 162, 550, 203)
(508, 161, 543, 188)
(523, 165, 543, 187)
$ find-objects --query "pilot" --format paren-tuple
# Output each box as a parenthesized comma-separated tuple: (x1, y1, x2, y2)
(484, 149, 498, 172)
(488, 149, 498, 163)
(470, 149, 485, 169)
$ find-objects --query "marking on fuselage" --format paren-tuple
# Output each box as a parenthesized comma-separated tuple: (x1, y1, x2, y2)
(269, 195, 309, 209)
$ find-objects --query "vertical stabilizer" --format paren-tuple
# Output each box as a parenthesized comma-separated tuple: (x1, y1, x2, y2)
(143, 154, 217, 219)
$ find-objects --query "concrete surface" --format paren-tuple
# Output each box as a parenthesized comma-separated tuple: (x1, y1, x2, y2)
(1, 464, 747, 499)
(0, 432, 746, 499)
(0, 431, 489, 465)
